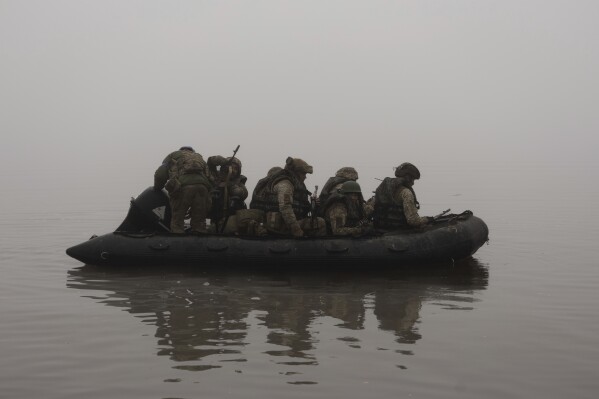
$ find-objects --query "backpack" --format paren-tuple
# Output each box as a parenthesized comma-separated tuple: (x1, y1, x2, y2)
(174, 151, 206, 177)
(165, 150, 206, 193)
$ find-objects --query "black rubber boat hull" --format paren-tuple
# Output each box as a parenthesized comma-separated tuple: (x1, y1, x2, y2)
(66, 215, 489, 267)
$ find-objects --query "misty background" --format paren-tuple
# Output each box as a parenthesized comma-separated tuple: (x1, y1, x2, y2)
(1, 0, 598, 221)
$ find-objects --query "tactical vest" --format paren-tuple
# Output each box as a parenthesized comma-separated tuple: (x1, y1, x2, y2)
(373, 177, 411, 229)
(323, 194, 365, 228)
(250, 169, 312, 218)
(318, 176, 353, 208)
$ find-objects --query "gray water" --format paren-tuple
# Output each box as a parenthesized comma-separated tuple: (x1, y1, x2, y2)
(2, 161, 599, 399)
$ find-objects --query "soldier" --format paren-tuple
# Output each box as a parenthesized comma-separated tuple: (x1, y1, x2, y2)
(372, 162, 433, 230)
(250, 157, 326, 237)
(318, 167, 359, 206)
(322, 181, 373, 236)
(206, 155, 248, 230)
(234, 166, 283, 237)
(319, 166, 375, 218)
(154, 146, 211, 233)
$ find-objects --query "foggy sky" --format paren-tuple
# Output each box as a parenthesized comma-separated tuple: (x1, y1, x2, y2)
(1, 0, 598, 198)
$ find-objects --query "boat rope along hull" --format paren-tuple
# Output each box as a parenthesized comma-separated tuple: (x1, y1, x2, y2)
(66, 215, 489, 267)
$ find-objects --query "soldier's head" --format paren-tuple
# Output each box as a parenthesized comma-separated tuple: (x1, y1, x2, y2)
(395, 162, 420, 186)
(179, 146, 194, 152)
(335, 167, 358, 181)
(285, 157, 313, 182)
(339, 181, 363, 203)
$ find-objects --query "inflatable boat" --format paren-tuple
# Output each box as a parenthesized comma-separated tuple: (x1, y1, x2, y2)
(66, 187, 489, 267)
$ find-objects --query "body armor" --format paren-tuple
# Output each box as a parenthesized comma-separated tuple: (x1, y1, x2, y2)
(373, 177, 413, 229)
(250, 169, 312, 218)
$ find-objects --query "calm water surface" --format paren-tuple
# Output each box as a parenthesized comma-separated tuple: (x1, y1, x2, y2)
(1, 163, 599, 398)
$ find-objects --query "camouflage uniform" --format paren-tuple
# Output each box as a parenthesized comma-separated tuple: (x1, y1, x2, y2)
(373, 163, 431, 229)
(207, 156, 248, 202)
(364, 196, 375, 216)
(326, 202, 364, 236)
(154, 150, 180, 191)
(271, 179, 327, 237)
(154, 147, 211, 233)
(319, 167, 359, 206)
(394, 187, 428, 227)
(236, 166, 283, 237)
(250, 157, 326, 237)
(170, 184, 210, 233)
(322, 181, 373, 236)
(206, 156, 248, 230)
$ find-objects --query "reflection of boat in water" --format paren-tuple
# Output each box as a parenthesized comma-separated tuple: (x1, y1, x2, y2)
(67, 259, 488, 371)
(66, 187, 489, 267)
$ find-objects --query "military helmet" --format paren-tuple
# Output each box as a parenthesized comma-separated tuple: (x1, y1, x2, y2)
(395, 162, 420, 179)
(285, 157, 313, 174)
(335, 167, 358, 181)
(339, 180, 362, 195)
(179, 146, 194, 152)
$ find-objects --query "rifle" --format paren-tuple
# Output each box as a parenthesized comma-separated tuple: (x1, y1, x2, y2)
(432, 208, 451, 221)
(220, 145, 240, 233)
(230, 144, 240, 160)
(310, 185, 319, 228)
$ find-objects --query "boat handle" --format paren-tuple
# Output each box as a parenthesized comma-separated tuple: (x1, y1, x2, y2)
(387, 244, 408, 253)
(149, 242, 170, 251)
(207, 245, 228, 252)
(325, 246, 349, 254)
(269, 247, 291, 254)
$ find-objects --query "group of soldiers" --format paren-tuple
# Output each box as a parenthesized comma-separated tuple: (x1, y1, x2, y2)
(154, 146, 434, 237)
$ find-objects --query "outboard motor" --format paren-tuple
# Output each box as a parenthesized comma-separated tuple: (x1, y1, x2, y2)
(115, 187, 171, 232)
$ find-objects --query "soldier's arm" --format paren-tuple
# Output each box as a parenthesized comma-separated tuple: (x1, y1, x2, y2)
(162, 151, 177, 165)
(327, 203, 361, 236)
(153, 163, 169, 190)
(363, 196, 375, 217)
(274, 180, 302, 236)
(399, 189, 429, 227)
(154, 152, 178, 190)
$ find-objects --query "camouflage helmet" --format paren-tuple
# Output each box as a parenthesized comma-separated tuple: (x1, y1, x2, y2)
(179, 146, 194, 152)
(339, 180, 362, 195)
(285, 157, 313, 174)
(335, 167, 358, 181)
(395, 162, 420, 179)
